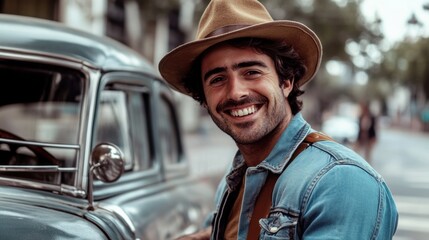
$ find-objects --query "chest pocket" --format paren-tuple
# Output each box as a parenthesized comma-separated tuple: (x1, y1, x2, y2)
(252, 132, 332, 239)
(259, 211, 298, 239)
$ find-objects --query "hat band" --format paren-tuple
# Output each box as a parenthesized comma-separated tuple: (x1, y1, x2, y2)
(204, 24, 250, 38)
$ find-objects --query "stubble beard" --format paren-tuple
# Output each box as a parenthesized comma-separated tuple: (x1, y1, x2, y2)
(208, 97, 288, 145)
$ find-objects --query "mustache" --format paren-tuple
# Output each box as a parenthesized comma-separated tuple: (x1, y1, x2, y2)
(216, 95, 267, 112)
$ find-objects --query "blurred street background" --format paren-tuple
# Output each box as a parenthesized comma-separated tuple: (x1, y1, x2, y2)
(2, 0, 429, 239)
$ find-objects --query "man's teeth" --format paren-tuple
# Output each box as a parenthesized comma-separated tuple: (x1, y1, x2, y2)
(231, 106, 257, 117)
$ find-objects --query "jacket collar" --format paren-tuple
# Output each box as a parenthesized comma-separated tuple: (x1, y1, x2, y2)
(258, 112, 311, 173)
(226, 113, 311, 190)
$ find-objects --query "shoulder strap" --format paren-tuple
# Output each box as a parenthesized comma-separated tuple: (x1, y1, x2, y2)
(247, 132, 332, 239)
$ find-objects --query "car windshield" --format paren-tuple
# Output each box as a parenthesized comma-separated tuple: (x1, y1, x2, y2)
(0, 59, 84, 186)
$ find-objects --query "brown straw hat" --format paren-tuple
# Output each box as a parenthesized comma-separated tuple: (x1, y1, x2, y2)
(158, 0, 322, 95)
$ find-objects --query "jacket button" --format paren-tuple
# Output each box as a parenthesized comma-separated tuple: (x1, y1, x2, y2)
(269, 226, 279, 233)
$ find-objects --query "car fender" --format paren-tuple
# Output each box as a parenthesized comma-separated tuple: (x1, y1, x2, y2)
(0, 200, 108, 240)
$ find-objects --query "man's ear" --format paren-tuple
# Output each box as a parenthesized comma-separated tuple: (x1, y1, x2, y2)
(281, 79, 293, 96)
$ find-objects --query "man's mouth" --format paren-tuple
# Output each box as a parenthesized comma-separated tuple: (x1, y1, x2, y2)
(229, 105, 258, 117)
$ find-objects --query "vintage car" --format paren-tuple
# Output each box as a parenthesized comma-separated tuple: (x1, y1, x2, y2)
(0, 14, 214, 239)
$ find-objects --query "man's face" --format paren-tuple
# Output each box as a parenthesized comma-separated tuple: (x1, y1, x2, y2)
(200, 44, 293, 144)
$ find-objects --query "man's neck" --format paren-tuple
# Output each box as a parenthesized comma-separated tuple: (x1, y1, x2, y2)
(237, 121, 288, 167)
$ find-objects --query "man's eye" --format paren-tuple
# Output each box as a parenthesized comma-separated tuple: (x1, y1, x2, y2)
(245, 70, 261, 77)
(209, 77, 224, 85)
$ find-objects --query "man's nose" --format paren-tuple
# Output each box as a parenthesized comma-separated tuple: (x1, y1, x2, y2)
(226, 77, 249, 101)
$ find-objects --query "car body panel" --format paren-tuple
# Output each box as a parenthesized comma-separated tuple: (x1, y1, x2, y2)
(0, 203, 107, 240)
(0, 186, 108, 240)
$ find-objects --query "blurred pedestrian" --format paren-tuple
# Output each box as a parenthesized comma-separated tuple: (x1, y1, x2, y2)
(421, 103, 429, 132)
(355, 102, 378, 163)
(159, 0, 398, 239)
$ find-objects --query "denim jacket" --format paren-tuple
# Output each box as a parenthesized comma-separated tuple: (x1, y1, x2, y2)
(209, 113, 398, 240)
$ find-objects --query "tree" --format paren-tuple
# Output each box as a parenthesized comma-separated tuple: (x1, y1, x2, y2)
(257, 0, 383, 123)
(378, 37, 429, 101)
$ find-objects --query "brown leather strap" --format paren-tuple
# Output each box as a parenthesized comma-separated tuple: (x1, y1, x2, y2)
(247, 132, 332, 239)
(247, 172, 278, 239)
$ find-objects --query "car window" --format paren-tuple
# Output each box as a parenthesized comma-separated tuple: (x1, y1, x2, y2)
(94, 90, 133, 170)
(0, 60, 83, 185)
(158, 95, 181, 165)
(94, 85, 153, 172)
(128, 91, 153, 170)
(0, 61, 82, 144)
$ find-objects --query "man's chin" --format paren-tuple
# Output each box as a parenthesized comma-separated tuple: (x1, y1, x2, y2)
(229, 132, 263, 145)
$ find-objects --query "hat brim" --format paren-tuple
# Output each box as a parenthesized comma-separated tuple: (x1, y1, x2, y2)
(159, 20, 322, 95)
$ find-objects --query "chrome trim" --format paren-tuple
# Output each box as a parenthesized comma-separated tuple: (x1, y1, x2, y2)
(0, 48, 97, 70)
(0, 138, 79, 149)
(0, 165, 77, 172)
(61, 184, 86, 198)
(0, 176, 62, 192)
(78, 68, 101, 195)
(99, 204, 136, 234)
(111, 84, 150, 93)
(0, 177, 86, 198)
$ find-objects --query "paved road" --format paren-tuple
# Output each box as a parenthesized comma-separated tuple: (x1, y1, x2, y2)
(184, 123, 429, 239)
(371, 128, 429, 240)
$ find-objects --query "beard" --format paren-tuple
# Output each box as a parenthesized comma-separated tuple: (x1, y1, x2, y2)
(207, 93, 288, 145)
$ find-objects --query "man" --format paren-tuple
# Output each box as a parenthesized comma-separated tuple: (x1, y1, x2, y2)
(355, 102, 378, 163)
(159, 0, 398, 239)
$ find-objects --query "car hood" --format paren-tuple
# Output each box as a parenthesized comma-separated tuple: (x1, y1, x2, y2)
(0, 200, 107, 240)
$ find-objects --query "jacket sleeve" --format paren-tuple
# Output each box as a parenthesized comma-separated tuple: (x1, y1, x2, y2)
(300, 164, 398, 239)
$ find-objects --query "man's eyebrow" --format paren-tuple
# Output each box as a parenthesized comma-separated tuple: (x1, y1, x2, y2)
(203, 67, 226, 82)
(203, 61, 268, 82)
(233, 61, 268, 70)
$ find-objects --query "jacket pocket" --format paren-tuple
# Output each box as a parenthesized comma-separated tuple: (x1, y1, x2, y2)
(259, 212, 298, 239)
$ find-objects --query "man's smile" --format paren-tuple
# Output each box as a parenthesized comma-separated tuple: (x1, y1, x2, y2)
(229, 105, 259, 117)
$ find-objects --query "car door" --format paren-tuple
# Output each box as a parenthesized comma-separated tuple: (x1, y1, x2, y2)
(91, 72, 214, 240)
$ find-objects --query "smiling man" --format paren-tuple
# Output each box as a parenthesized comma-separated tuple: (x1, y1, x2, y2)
(159, 0, 398, 239)
(201, 43, 293, 167)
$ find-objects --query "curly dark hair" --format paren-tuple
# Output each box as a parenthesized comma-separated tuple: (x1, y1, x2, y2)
(182, 38, 307, 115)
